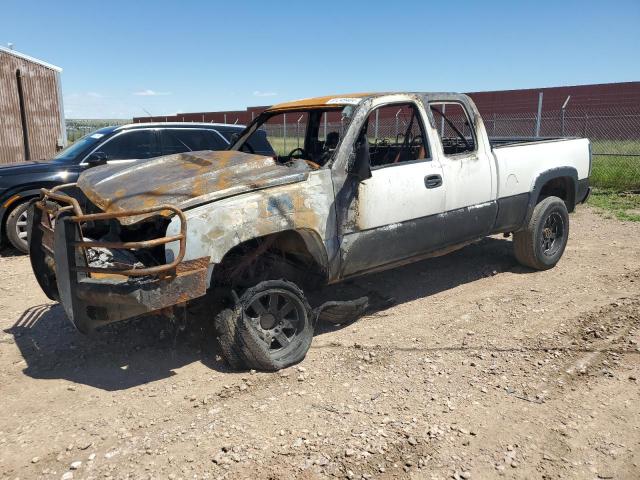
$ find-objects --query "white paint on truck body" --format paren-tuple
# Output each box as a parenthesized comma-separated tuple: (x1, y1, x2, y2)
(425, 102, 495, 212)
(357, 160, 446, 229)
(493, 137, 591, 198)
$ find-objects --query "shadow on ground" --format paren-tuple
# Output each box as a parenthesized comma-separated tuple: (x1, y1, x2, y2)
(0, 245, 22, 258)
(6, 236, 527, 390)
(313, 236, 521, 334)
(5, 302, 225, 391)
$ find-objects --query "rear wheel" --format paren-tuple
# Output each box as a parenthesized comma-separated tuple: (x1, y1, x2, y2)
(215, 280, 313, 371)
(513, 196, 569, 270)
(6, 200, 31, 253)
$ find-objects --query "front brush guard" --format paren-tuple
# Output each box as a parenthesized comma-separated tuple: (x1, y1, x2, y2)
(28, 184, 209, 333)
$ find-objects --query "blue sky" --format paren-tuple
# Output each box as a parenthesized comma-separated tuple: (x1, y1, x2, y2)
(2, 0, 639, 119)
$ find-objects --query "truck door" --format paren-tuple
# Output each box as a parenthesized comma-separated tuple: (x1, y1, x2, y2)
(338, 100, 447, 277)
(428, 100, 496, 245)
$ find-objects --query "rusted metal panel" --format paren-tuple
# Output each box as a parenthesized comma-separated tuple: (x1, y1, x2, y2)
(35, 186, 189, 277)
(267, 93, 374, 112)
(0, 48, 64, 164)
(29, 192, 209, 333)
(163, 167, 337, 281)
(78, 150, 312, 224)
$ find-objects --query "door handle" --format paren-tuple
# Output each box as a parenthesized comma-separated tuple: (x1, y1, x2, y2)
(424, 174, 442, 189)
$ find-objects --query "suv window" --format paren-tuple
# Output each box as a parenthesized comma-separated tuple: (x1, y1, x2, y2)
(95, 130, 157, 160)
(430, 102, 476, 155)
(361, 103, 430, 168)
(160, 129, 227, 155)
(238, 129, 275, 156)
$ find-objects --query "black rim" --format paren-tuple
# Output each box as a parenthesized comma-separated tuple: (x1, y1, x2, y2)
(540, 211, 564, 257)
(243, 289, 305, 352)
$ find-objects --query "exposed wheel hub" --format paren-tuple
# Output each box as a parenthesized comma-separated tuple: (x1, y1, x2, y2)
(541, 212, 564, 257)
(243, 290, 304, 352)
(259, 313, 277, 330)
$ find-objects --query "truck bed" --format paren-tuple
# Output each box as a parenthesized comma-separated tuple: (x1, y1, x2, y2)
(491, 137, 591, 199)
(490, 136, 570, 148)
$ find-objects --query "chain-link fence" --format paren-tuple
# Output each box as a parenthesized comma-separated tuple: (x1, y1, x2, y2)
(257, 107, 640, 191)
(65, 119, 130, 143)
(66, 106, 640, 191)
(484, 107, 640, 190)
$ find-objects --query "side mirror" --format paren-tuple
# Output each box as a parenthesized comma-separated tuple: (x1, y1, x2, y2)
(347, 139, 372, 181)
(85, 151, 108, 166)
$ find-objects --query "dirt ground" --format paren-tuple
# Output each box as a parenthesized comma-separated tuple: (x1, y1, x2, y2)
(1, 205, 639, 480)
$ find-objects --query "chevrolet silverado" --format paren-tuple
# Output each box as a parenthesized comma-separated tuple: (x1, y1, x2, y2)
(28, 92, 591, 371)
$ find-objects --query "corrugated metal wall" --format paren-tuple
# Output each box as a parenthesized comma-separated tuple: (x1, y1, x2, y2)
(0, 50, 63, 164)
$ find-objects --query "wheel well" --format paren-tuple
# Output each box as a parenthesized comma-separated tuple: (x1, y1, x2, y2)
(538, 176, 575, 212)
(212, 230, 328, 291)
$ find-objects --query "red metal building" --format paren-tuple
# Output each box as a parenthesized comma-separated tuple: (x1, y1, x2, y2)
(133, 81, 640, 125)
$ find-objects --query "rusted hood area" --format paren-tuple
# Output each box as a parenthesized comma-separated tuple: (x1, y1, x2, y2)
(77, 150, 311, 225)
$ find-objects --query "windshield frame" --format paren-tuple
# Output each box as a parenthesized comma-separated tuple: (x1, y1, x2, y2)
(229, 106, 357, 167)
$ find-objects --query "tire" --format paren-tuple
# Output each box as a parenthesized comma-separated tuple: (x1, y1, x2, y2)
(214, 308, 249, 371)
(215, 280, 313, 371)
(513, 196, 569, 270)
(6, 200, 31, 254)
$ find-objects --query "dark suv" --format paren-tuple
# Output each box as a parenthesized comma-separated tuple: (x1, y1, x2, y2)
(0, 123, 273, 253)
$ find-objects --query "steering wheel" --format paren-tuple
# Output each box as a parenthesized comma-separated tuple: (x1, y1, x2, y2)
(288, 147, 307, 159)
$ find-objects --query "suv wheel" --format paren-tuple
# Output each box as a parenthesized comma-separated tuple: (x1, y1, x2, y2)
(215, 280, 313, 371)
(513, 196, 569, 270)
(6, 201, 31, 254)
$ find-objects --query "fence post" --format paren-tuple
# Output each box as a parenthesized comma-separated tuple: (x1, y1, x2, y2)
(224, 114, 227, 124)
(583, 112, 588, 137)
(440, 104, 446, 137)
(324, 113, 327, 139)
(535, 91, 543, 138)
(297, 114, 303, 148)
(283, 113, 287, 154)
(561, 95, 571, 137)
(375, 109, 379, 139)
(492, 112, 496, 136)
(395, 109, 402, 138)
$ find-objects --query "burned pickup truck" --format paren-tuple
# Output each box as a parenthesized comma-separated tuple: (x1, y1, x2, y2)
(28, 92, 591, 371)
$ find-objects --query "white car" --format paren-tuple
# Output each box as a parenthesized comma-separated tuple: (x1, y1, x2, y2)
(29, 92, 591, 371)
